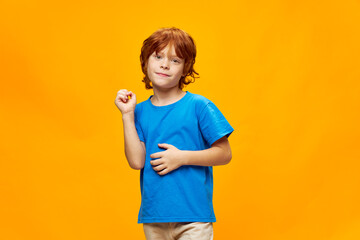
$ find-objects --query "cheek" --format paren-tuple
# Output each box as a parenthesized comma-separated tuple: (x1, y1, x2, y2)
(178, 66, 185, 76)
(146, 62, 152, 75)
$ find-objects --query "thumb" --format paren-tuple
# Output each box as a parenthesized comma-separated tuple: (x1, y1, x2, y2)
(128, 91, 136, 101)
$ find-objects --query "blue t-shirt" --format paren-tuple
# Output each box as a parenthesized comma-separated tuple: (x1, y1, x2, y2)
(134, 91, 234, 223)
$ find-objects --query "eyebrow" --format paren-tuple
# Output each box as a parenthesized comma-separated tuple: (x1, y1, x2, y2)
(156, 52, 181, 58)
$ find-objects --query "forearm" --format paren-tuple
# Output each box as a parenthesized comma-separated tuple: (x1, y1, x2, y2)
(181, 145, 232, 167)
(122, 112, 145, 170)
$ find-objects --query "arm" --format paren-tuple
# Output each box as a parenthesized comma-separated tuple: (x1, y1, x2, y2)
(150, 136, 232, 175)
(182, 136, 232, 166)
(122, 113, 146, 170)
(115, 89, 145, 170)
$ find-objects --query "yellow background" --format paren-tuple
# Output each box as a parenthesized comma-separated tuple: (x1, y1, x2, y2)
(1, 0, 360, 239)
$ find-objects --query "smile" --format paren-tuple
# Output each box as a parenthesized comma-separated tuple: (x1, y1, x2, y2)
(156, 73, 170, 77)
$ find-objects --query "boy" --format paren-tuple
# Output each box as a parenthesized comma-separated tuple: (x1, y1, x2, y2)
(115, 27, 234, 240)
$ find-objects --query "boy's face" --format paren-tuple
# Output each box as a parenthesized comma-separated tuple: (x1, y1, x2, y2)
(147, 44, 185, 90)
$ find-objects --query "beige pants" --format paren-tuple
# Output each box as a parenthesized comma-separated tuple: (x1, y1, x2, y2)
(143, 222, 214, 240)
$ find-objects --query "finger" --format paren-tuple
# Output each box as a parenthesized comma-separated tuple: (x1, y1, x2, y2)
(157, 168, 168, 176)
(121, 91, 135, 101)
(119, 90, 131, 99)
(150, 152, 163, 159)
(128, 91, 136, 101)
(150, 159, 162, 166)
(118, 89, 128, 95)
(158, 143, 174, 149)
(118, 94, 128, 103)
(152, 164, 166, 172)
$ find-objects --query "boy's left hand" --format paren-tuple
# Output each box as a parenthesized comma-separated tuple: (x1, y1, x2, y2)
(150, 143, 184, 175)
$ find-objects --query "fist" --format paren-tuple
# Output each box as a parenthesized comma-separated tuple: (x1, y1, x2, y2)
(114, 89, 137, 114)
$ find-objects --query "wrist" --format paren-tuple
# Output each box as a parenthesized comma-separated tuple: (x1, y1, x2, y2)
(180, 150, 189, 166)
(121, 111, 134, 118)
(122, 111, 134, 120)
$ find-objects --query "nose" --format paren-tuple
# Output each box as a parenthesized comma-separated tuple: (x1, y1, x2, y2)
(160, 59, 170, 70)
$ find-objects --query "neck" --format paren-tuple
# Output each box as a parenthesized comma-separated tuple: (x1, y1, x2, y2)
(151, 86, 186, 106)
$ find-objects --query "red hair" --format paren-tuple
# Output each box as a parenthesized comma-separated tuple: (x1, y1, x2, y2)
(140, 27, 199, 89)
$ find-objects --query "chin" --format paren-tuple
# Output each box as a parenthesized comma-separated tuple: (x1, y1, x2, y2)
(152, 80, 178, 89)
(152, 83, 179, 90)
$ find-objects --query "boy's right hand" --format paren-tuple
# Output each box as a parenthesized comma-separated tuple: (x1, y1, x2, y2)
(115, 89, 137, 115)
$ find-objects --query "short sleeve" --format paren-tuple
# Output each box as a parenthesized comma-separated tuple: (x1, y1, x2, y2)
(134, 105, 145, 142)
(199, 101, 234, 146)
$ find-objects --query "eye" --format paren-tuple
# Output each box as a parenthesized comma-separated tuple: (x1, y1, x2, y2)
(172, 59, 180, 63)
(154, 54, 162, 59)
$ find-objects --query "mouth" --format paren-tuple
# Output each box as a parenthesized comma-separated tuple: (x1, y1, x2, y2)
(156, 72, 170, 77)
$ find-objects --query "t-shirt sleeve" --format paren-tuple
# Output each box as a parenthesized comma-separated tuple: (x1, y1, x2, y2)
(198, 101, 234, 146)
(134, 105, 145, 143)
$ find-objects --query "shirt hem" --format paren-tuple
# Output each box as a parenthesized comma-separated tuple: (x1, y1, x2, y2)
(208, 128, 234, 146)
(138, 217, 216, 224)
